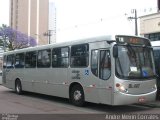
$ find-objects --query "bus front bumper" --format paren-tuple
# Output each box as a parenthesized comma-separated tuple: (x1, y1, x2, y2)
(113, 90, 157, 105)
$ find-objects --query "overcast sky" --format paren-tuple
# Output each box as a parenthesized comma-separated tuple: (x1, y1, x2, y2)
(53, 0, 157, 42)
(0, 0, 9, 26)
(0, 0, 157, 42)
(53, 0, 157, 28)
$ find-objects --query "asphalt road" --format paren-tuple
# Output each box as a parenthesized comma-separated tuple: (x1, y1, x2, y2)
(0, 85, 160, 120)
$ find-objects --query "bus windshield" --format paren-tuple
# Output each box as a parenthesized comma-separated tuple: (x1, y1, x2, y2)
(115, 45, 155, 79)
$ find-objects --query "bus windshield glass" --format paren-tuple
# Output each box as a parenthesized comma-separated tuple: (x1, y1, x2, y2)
(115, 45, 155, 79)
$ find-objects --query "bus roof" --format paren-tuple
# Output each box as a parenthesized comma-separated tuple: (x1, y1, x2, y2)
(3, 35, 116, 55)
(3, 35, 150, 55)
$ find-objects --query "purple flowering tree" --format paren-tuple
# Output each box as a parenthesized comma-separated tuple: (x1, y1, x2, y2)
(0, 24, 37, 51)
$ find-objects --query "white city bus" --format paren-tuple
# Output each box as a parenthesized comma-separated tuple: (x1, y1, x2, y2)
(2, 35, 157, 106)
(151, 41, 160, 98)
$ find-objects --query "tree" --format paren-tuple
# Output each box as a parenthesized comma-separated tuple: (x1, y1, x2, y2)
(0, 24, 37, 51)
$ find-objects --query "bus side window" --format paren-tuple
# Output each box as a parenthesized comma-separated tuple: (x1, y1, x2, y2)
(37, 49, 51, 68)
(71, 44, 89, 67)
(3, 55, 7, 69)
(15, 53, 25, 68)
(99, 50, 111, 80)
(6, 54, 15, 69)
(91, 50, 98, 77)
(52, 47, 69, 68)
(25, 51, 37, 68)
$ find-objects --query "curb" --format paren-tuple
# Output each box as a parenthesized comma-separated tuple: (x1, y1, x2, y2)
(137, 101, 160, 108)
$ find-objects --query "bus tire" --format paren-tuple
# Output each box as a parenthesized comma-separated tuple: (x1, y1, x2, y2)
(70, 85, 85, 106)
(15, 80, 22, 95)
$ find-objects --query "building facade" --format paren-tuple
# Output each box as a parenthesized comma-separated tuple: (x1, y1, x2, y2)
(140, 0, 160, 42)
(10, 0, 56, 45)
(140, 12, 160, 41)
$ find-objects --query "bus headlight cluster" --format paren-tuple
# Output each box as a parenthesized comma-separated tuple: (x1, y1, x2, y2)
(116, 83, 128, 93)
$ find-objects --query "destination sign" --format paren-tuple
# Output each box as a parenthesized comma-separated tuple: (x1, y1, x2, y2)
(115, 35, 151, 46)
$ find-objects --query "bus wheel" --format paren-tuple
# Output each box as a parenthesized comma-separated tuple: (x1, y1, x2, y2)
(70, 85, 85, 106)
(15, 80, 22, 95)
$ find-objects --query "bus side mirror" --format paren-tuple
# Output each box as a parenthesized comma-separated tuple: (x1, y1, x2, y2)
(113, 45, 118, 58)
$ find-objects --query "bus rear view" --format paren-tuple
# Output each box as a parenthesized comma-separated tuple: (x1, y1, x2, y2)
(112, 35, 157, 105)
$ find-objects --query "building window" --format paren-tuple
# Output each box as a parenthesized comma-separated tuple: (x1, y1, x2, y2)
(52, 47, 69, 68)
(144, 32, 160, 41)
(71, 44, 89, 67)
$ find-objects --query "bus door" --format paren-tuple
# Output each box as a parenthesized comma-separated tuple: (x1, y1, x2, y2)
(98, 49, 112, 104)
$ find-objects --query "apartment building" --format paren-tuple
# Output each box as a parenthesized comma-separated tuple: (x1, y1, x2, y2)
(140, 0, 160, 42)
(140, 12, 160, 41)
(10, 0, 56, 45)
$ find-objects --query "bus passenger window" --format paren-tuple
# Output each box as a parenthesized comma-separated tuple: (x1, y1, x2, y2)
(91, 50, 98, 77)
(6, 55, 15, 68)
(52, 47, 69, 68)
(3, 55, 7, 69)
(15, 53, 25, 68)
(25, 51, 37, 68)
(71, 44, 89, 67)
(99, 50, 111, 80)
(37, 49, 51, 68)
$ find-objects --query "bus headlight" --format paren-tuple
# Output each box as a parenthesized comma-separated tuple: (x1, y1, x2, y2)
(119, 86, 128, 93)
(116, 83, 128, 93)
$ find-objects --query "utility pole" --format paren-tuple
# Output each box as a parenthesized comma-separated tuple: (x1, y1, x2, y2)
(48, 30, 52, 44)
(128, 9, 138, 36)
(158, 0, 160, 12)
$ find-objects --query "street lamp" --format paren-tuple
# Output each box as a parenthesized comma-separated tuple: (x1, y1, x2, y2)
(43, 30, 53, 44)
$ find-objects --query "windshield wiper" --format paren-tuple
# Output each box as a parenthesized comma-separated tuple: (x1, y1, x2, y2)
(127, 44, 136, 57)
(127, 44, 138, 66)
(142, 47, 152, 66)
